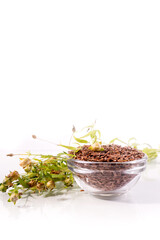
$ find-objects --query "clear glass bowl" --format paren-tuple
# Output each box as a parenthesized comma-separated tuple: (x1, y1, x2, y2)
(67, 154, 147, 198)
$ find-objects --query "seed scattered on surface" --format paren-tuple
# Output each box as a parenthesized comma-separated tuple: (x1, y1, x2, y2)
(32, 135, 37, 139)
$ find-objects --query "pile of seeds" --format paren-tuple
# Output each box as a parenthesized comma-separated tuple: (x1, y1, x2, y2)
(70, 144, 145, 192)
(74, 144, 144, 162)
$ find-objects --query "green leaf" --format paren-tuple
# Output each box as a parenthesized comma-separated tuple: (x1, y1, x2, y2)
(18, 177, 29, 188)
(142, 143, 152, 148)
(40, 155, 56, 159)
(142, 148, 158, 161)
(66, 153, 76, 158)
(27, 173, 38, 178)
(58, 144, 77, 151)
(110, 138, 119, 143)
(81, 124, 95, 131)
(80, 129, 101, 140)
(81, 130, 96, 139)
(95, 130, 101, 138)
(32, 158, 42, 162)
(109, 138, 127, 145)
(128, 137, 137, 144)
(51, 174, 65, 180)
(127, 138, 139, 149)
(73, 136, 89, 143)
(80, 131, 93, 138)
(100, 147, 104, 151)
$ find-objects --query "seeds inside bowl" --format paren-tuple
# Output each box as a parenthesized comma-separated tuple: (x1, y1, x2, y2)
(69, 144, 146, 193)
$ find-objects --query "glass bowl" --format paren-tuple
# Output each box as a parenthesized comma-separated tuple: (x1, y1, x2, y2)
(67, 154, 147, 198)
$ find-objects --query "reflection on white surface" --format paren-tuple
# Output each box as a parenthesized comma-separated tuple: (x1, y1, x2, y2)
(0, 154, 160, 216)
(0, 156, 160, 240)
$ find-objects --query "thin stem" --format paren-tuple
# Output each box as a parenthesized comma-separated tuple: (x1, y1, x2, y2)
(69, 132, 74, 146)
(7, 153, 41, 157)
(33, 136, 58, 146)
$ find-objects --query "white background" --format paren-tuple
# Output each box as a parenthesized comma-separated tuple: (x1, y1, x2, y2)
(0, 1, 160, 240)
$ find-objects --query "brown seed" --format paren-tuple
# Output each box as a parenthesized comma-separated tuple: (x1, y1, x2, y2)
(32, 135, 37, 139)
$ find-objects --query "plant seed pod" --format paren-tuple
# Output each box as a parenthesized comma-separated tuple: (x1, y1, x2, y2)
(4, 177, 13, 187)
(64, 178, 72, 186)
(20, 158, 31, 168)
(46, 180, 55, 190)
(28, 180, 37, 187)
(36, 182, 45, 191)
(7, 171, 20, 181)
(0, 184, 7, 192)
(10, 193, 19, 204)
(24, 165, 32, 172)
(72, 125, 76, 133)
(51, 170, 60, 174)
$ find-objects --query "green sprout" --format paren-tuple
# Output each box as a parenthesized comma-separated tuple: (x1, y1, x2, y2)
(109, 137, 160, 162)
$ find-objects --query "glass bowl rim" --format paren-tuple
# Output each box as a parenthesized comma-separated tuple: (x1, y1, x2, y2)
(67, 153, 148, 165)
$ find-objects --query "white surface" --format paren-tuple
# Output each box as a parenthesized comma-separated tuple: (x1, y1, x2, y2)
(0, 0, 160, 239)
(0, 154, 160, 240)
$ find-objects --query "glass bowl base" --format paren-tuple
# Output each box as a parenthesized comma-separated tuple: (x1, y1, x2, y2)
(91, 191, 127, 199)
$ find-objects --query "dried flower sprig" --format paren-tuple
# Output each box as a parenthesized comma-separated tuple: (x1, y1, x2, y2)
(0, 154, 74, 204)
(0, 123, 104, 204)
